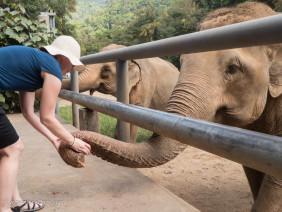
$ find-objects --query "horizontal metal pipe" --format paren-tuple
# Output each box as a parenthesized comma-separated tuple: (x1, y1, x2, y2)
(59, 90, 282, 178)
(81, 14, 282, 64)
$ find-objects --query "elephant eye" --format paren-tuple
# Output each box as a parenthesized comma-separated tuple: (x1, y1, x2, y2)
(226, 64, 240, 75)
(101, 65, 111, 79)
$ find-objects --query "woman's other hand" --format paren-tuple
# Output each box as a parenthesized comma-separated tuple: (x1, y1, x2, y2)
(53, 137, 91, 155)
(70, 138, 91, 155)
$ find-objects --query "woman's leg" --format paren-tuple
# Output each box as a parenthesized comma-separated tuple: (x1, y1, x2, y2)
(0, 139, 23, 212)
(11, 184, 22, 203)
(11, 183, 44, 211)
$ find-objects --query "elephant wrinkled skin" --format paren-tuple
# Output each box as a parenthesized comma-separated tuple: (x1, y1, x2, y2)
(60, 2, 282, 211)
(62, 44, 179, 142)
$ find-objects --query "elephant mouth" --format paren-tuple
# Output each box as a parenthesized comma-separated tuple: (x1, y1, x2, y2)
(97, 84, 113, 95)
(89, 88, 96, 95)
(214, 106, 253, 127)
(89, 84, 110, 95)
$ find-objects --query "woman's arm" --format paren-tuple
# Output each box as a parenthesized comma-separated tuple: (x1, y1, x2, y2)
(39, 72, 73, 143)
(39, 72, 91, 154)
(19, 72, 90, 155)
(19, 91, 60, 149)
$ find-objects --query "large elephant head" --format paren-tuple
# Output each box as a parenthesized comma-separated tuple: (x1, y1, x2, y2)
(62, 44, 142, 96)
(174, 1, 280, 128)
(59, 2, 282, 168)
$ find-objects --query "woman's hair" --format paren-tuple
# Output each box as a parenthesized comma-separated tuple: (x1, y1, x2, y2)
(39, 47, 49, 54)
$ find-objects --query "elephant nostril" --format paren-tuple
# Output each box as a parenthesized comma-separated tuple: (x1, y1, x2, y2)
(217, 106, 228, 113)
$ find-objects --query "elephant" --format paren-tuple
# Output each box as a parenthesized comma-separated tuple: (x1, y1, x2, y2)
(62, 44, 179, 142)
(59, 2, 282, 211)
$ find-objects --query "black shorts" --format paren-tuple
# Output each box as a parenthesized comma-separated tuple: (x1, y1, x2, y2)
(0, 107, 19, 149)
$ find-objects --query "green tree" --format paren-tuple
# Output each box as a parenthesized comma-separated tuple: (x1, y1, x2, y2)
(72, 0, 282, 60)
(125, 1, 169, 43)
(1, 0, 77, 34)
(71, 0, 145, 54)
(273, 0, 282, 11)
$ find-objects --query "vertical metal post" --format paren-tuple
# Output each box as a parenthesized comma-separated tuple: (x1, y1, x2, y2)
(71, 70, 79, 128)
(116, 59, 130, 142)
(79, 108, 99, 132)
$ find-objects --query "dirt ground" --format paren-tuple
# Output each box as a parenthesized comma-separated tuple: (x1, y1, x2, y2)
(61, 91, 253, 212)
(139, 147, 253, 212)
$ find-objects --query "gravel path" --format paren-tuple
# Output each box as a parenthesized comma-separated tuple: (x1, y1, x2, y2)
(139, 147, 253, 212)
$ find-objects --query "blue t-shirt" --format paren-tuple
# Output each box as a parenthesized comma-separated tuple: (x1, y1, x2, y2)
(0, 45, 62, 91)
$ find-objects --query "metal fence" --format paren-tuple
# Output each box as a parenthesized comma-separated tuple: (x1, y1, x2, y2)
(59, 14, 282, 178)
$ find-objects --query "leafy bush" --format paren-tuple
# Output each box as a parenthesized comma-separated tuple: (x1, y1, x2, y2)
(0, 4, 55, 113)
(0, 91, 21, 113)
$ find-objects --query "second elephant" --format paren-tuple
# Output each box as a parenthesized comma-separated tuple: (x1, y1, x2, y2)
(63, 44, 179, 142)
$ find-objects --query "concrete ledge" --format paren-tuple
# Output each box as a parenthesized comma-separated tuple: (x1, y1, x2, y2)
(9, 114, 199, 212)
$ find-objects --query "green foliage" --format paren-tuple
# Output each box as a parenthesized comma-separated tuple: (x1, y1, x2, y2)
(59, 106, 73, 124)
(59, 105, 118, 137)
(0, 4, 54, 46)
(48, 0, 77, 34)
(70, 0, 199, 62)
(71, 0, 145, 53)
(273, 0, 282, 11)
(72, 0, 282, 66)
(99, 113, 152, 143)
(0, 91, 21, 113)
(99, 113, 117, 138)
(1, 0, 77, 34)
(71, 0, 202, 67)
(0, 3, 54, 113)
(136, 128, 153, 143)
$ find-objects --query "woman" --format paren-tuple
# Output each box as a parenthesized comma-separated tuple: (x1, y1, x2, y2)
(0, 35, 91, 212)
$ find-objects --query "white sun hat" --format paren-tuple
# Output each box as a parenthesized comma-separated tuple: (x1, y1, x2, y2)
(41, 35, 85, 71)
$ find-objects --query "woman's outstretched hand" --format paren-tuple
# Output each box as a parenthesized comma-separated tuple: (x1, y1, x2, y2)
(55, 136, 91, 168)
(70, 137, 91, 155)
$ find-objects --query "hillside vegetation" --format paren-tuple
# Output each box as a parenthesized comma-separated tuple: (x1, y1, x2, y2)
(71, 0, 282, 56)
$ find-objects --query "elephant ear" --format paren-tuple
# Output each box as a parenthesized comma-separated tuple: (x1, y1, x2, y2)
(128, 60, 142, 89)
(268, 46, 282, 98)
(180, 54, 188, 66)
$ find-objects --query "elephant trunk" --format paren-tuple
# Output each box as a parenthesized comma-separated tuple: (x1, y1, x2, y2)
(251, 176, 282, 211)
(60, 72, 217, 168)
(71, 131, 186, 168)
(62, 65, 101, 93)
(62, 78, 72, 90)
(166, 81, 215, 120)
